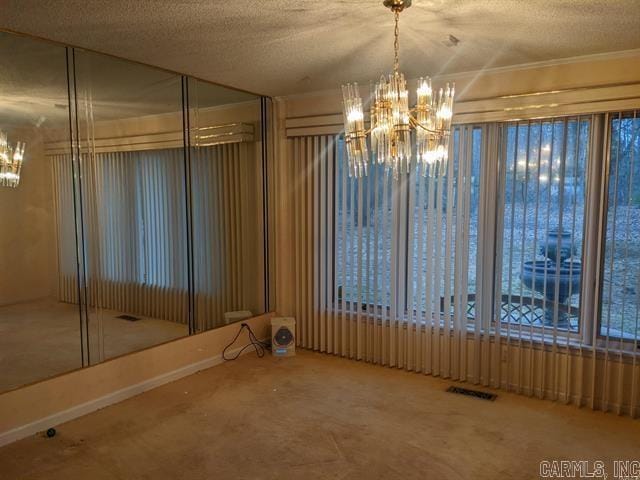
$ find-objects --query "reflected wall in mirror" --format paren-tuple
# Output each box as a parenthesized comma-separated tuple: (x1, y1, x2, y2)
(0, 32, 81, 391)
(188, 79, 267, 331)
(0, 29, 272, 391)
(72, 50, 189, 364)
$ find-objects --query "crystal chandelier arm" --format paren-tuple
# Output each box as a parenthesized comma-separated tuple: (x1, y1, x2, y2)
(408, 114, 444, 135)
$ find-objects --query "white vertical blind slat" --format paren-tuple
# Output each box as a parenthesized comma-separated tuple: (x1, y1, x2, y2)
(53, 142, 256, 333)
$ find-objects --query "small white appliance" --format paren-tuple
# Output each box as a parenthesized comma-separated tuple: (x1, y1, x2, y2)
(271, 317, 296, 357)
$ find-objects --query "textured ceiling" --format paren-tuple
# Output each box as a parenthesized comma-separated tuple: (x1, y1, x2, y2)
(0, 31, 257, 129)
(1, 0, 640, 97)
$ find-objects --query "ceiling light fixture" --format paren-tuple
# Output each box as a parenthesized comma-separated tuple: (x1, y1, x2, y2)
(341, 0, 455, 179)
(0, 131, 25, 188)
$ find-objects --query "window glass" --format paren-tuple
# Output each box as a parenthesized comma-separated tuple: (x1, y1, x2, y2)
(335, 137, 393, 308)
(601, 113, 640, 340)
(335, 126, 482, 317)
(499, 119, 590, 332)
(409, 127, 482, 319)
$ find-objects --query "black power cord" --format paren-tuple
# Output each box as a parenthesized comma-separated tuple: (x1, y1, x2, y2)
(222, 323, 271, 361)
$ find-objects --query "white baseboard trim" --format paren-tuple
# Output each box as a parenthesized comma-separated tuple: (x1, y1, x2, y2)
(0, 339, 267, 448)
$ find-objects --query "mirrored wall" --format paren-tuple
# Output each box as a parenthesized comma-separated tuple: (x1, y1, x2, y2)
(0, 30, 271, 391)
(0, 33, 79, 389)
(188, 78, 265, 333)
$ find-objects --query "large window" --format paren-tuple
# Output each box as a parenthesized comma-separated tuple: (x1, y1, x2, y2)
(601, 112, 640, 341)
(333, 111, 639, 347)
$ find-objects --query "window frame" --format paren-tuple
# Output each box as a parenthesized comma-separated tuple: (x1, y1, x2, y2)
(493, 117, 592, 344)
(331, 111, 640, 353)
(334, 127, 480, 322)
(595, 110, 640, 350)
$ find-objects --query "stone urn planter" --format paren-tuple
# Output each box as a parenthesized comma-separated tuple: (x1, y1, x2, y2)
(521, 229, 581, 328)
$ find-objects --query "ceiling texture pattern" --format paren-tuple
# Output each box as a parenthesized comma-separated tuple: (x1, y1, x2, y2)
(1, 0, 640, 97)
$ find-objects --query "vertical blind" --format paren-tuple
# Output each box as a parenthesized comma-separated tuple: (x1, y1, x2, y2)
(288, 114, 640, 416)
(51, 143, 263, 330)
(290, 128, 482, 373)
(601, 111, 640, 417)
(191, 142, 265, 331)
(494, 117, 594, 404)
(74, 149, 188, 324)
(51, 154, 79, 304)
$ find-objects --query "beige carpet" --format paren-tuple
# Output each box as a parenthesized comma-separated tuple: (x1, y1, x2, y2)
(0, 350, 638, 479)
(0, 300, 187, 392)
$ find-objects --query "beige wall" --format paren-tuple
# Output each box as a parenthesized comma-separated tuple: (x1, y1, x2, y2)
(279, 49, 640, 137)
(0, 127, 57, 306)
(0, 312, 272, 445)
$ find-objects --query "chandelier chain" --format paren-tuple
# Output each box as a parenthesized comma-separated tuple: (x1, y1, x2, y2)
(393, 10, 400, 75)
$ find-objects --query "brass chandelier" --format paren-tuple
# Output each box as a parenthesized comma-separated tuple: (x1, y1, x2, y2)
(0, 130, 25, 188)
(341, 0, 455, 179)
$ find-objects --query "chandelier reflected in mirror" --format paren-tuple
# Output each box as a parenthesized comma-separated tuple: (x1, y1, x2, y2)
(0, 130, 26, 188)
(342, 0, 455, 179)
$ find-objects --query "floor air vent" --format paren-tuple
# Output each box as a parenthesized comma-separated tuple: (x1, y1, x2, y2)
(116, 314, 141, 322)
(446, 386, 497, 401)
